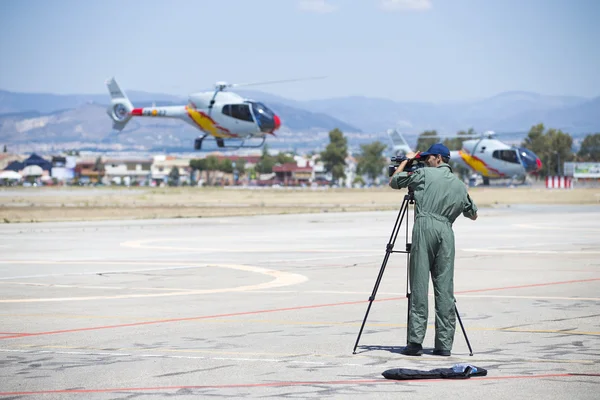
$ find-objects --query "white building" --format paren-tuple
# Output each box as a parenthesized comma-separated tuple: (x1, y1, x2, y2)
(151, 155, 191, 186)
(103, 157, 152, 186)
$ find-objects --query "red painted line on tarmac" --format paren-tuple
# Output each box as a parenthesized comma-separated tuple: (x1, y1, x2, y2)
(1, 373, 598, 396)
(0, 298, 373, 340)
(1, 278, 598, 341)
(456, 278, 600, 295)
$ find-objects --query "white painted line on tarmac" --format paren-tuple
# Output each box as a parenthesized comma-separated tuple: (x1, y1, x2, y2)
(0, 261, 308, 303)
(0, 262, 210, 281)
(120, 238, 377, 253)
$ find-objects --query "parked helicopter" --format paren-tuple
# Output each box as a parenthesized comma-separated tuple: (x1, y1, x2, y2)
(387, 129, 542, 185)
(105, 77, 323, 150)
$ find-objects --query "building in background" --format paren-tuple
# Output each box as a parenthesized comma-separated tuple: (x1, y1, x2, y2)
(563, 162, 600, 187)
(103, 157, 152, 186)
(51, 155, 77, 183)
(151, 155, 191, 186)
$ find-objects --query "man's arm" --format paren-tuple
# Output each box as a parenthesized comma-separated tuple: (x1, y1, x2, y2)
(389, 152, 422, 189)
(463, 193, 478, 220)
(388, 159, 410, 187)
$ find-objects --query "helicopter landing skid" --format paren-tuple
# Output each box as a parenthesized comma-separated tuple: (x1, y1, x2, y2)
(194, 135, 266, 151)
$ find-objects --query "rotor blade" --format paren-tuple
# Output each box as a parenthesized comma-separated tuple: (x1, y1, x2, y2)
(228, 76, 326, 88)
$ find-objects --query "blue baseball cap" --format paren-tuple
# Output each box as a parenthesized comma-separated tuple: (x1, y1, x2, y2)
(418, 143, 450, 159)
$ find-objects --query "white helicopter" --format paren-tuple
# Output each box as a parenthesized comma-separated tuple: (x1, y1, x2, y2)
(387, 129, 542, 185)
(106, 77, 323, 150)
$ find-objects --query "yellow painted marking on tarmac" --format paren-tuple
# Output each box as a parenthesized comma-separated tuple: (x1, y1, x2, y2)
(0, 261, 307, 303)
(120, 238, 376, 254)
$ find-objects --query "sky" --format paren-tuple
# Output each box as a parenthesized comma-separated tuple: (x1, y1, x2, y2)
(1, 0, 599, 102)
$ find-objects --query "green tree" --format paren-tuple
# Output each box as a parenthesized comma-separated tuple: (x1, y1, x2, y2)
(520, 123, 574, 176)
(416, 130, 440, 151)
(577, 133, 600, 161)
(189, 158, 205, 172)
(521, 123, 546, 154)
(320, 128, 348, 181)
(256, 144, 277, 174)
(233, 159, 246, 175)
(168, 166, 180, 186)
(356, 141, 387, 181)
(219, 158, 234, 174)
(204, 156, 221, 185)
(276, 152, 295, 165)
(94, 156, 105, 183)
(2, 145, 6, 153)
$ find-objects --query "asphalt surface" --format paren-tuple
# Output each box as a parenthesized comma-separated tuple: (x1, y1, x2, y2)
(0, 204, 599, 399)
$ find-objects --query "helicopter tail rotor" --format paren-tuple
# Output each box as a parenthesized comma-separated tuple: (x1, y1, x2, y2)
(106, 77, 134, 131)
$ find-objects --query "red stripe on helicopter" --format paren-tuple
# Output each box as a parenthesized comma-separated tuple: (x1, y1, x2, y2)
(130, 108, 143, 116)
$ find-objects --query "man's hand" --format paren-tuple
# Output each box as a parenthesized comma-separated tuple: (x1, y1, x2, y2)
(405, 151, 421, 160)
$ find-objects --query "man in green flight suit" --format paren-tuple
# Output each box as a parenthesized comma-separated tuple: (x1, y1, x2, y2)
(389, 143, 478, 356)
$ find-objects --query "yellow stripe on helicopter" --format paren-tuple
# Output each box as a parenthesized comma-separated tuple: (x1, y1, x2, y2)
(186, 107, 234, 139)
(458, 150, 503, 178)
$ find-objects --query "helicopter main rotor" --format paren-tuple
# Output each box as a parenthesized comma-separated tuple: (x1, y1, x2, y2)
(212, 76, 326, 93)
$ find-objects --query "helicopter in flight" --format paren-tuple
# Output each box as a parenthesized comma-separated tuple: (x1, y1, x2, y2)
(105, 77, 322, 150)
(387, 129, 542, 185)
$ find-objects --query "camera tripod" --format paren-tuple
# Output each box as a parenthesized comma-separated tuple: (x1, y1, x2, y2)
(352, 190, 474, 356)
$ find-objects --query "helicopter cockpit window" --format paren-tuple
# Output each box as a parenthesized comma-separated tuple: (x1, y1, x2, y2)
(222, 104, 254, 122)
(248, 101, 276, 133)
(492, 149, 520, 164)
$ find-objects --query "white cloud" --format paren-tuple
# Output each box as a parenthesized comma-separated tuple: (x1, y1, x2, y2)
(298, 0, 337, 13)
(379, 0, 432, 11)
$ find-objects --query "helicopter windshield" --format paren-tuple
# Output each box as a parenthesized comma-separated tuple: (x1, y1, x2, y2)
(248, 101, 276, 133)
(492, 149, 520, 164)
(518, 147, 541, 172)
(222, 104, 254, 122)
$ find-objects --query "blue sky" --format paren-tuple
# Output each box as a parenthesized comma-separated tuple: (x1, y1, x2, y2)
(1, 0, 598, 102)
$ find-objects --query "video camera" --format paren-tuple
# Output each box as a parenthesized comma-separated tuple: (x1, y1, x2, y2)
(388, 155, 425, 177)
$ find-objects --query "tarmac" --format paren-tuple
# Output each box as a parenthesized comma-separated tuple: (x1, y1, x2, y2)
(0, 204, 598, 399)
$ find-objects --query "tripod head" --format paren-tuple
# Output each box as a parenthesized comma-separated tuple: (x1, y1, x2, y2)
(406, 188, 415, 204)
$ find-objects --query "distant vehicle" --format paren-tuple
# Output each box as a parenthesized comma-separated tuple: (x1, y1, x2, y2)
(105, 76, 323, 151)
(387, 129, 542, 185)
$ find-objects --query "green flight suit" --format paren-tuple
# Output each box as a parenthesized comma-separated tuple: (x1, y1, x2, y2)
(390, 163, 478, 351)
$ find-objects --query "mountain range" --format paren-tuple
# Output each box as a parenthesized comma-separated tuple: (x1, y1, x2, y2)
(0, 88, 598, 153)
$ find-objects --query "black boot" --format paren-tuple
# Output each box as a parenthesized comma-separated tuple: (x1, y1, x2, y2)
(400, 343, 423, 356)
(432, 348, 451, 356)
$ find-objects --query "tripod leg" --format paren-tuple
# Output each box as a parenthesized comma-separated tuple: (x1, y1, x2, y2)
(406, 199, 412, 344)
(455, 302, 473, 356)
(352, 196, 410, 354)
